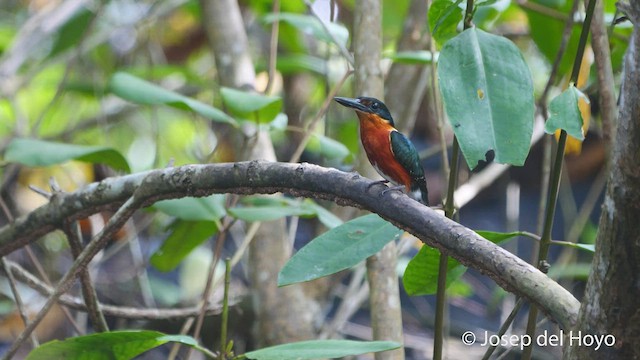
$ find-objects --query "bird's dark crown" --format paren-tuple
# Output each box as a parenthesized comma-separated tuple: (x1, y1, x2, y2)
(334, 96, 395, 126)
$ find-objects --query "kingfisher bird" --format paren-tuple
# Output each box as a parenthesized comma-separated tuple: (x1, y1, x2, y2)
(334, 96, 429, 205)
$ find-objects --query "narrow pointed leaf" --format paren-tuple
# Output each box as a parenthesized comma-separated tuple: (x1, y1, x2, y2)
(387, 50, 438, 64)
(545, 85, 587, 141)
(25, 331, 213, 360)
(229, 205, 315, 222)
(228, 197, 342, 228)
(303, 200, 343, 229)
(245, 340, 401, 360)
(154, 195, 226, 221)
(278, 214, 403, 286)
(262, 13, 349, 48)
(552, 241, 595, 253)
(5, 138, 130, 172)
(108, 72, 236, 125)
(306, 133, 350, 161)
(475, 230, 523, 242)
(220, 87, 282, 123)
(438, 28, 534, 169)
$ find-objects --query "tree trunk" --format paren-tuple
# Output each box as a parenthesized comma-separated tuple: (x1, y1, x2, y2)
(199, 0, 316, 347)
(353, 1, 405, 359)
(565, 3, 640, 358)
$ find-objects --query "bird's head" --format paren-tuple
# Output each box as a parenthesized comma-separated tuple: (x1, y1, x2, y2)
(334, 96, 395, 127)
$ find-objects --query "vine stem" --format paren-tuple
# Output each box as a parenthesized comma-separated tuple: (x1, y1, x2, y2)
(433, 0, 474, 355)
(521, 0, 597, 358)
(433, 137, 460, 360)
(220, 258, 231, 359)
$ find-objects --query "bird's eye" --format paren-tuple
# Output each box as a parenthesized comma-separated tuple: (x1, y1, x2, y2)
(371, 102, 379, 110)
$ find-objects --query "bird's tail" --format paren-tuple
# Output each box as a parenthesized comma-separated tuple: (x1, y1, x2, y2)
(415, 176, 429, 206)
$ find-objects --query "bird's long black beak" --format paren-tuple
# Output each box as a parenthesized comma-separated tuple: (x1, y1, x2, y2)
(334, 97, 369, 113)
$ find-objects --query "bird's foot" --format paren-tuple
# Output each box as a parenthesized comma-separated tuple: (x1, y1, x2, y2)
(381, 185, 406, 196)
(366, 179, 389, 191)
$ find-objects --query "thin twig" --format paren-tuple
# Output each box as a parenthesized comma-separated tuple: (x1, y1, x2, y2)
(481, 298, 525, 360)
(264, 0, 281, 95)
(319, 264, 368, 338)
(220, 258, 231, 359)
(0, 199, 39, 348)
(63, 220, 109, 332)
(2, 193, 141, 360)
(304, 0, 355, 66)
(2, 260, 228, 320)
(288, 69, 353, 163)
(1, 258, 39, 348)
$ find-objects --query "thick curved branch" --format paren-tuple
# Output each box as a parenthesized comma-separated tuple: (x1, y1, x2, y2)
(0, 161, 580, 329)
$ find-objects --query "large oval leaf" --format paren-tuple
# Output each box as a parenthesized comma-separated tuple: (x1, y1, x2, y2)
(150, 220, 218, 272)
(402, 245, 466, 296)
(278, 214, 403, 286)
(109, 72, 236, 125)
(245, 340, 401, 360)
(438, 27, 534, 169)
(4, 138, 130, 172)
(25, 331, 213, 360)
(403, 229, 522, 295)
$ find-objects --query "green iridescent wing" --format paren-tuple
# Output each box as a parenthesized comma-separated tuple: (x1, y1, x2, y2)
(390, 131, 429, 204)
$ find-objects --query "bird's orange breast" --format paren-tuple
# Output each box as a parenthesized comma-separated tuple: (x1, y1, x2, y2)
(357, 112, 413, 190)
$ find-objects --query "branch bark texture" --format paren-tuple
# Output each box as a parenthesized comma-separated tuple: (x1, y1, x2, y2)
(0, 161, 580, 330)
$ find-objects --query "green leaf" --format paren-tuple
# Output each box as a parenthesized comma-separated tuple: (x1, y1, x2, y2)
(386, 50, 438, 64)
(526, 0, 581, 75)
(271, 54, 328, 75)
(402, 245, 466, 295)
(306, 134, 350, 161)
(544, 85, 587, 140)
(150, 220, 218, 272)
(437, 28, 534, 169)
(245, 340, 401, 360)
(303, 200, 343, 229)
(229, 196, 313, 221)
(229, 204, 315, 222)
(154, 195, 226, 221)
(553, 241, 595, 253)
(25, 331, 214, 360)
(476, 0, 499, 6)
(108, 72, 236, 125)
(262, 13, 349, 48)
(404, 230, 520, 295)
(229, 197, 342, 229)
(49, 8, 94, 58)
(429, 0, 464, 45)
(220, 87, 282, 123)
(4, 138, 130, 172)
(548, 262, 592, 280)
(278, 214, 403, 286)
(475, 230, 523, 242)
